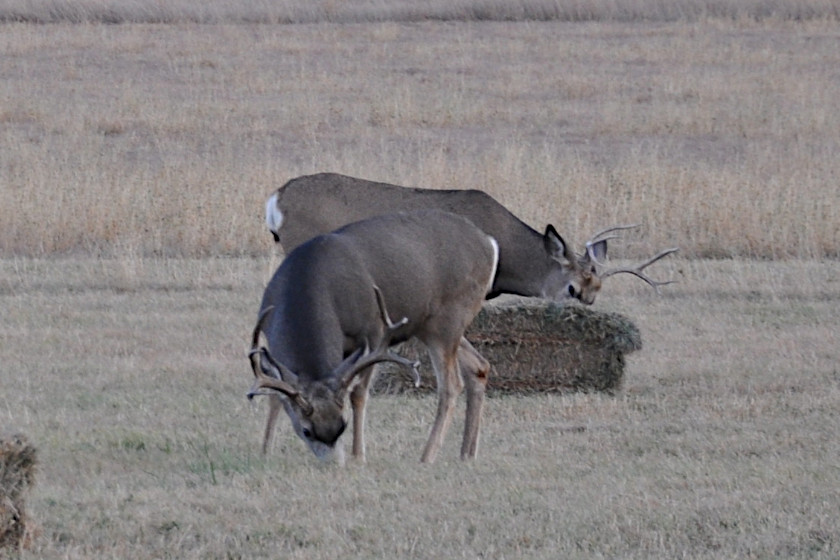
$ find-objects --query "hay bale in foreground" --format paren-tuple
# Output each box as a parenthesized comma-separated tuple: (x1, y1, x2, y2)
(0, 434, 37, 551)
(372, 303, 642, 396)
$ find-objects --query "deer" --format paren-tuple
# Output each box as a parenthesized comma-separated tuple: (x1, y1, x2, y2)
(247, 209, 500, 464)
(265, 172, 678, 306)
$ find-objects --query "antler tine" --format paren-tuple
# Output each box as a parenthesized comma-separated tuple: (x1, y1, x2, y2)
(248, 305, 278, 383)
(373, 284, 409, 335)
(247, 349, 294, 397)
(247, 347, 315, 415)
(248, 304, 297, 383)
(600, 247, 680, 292)
(372, 285, 422, 386)
(250, 305, 275, 354)
(246, 305, 314, 413)
(338, 286, 421, 390)
(373, 286, 422, 387)
(339, 342, 422, 390)
(587, 224, 640, 245)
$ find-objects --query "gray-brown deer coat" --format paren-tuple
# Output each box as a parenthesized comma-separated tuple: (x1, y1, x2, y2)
(266, 172, 606, 304)
(249, 209, 499, 463)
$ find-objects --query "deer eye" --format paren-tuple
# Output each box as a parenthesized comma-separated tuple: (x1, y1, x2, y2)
(302, 428, 313, 440)
(568, 285, 578, 298)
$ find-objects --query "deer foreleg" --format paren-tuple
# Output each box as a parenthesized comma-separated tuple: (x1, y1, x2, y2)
(262, 394, 283, 454)
(421, 347, 464, 463)
(349, 365, 377, 462)
(458, 337, 490, 459)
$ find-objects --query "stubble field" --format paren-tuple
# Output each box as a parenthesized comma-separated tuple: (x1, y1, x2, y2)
(2, 257, 838, 558)
(1, 2, 839, 558)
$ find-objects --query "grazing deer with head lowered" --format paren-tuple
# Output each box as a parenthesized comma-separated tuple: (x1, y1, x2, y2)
(266, 173, 678, 305)
(248, 209, 499, 464)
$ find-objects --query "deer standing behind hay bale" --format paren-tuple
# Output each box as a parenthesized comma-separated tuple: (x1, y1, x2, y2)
(266, 173, 679, 306)
(267, 173, 670, 396)
(372, 303, 642, 396)
(0, 434, 38, 551)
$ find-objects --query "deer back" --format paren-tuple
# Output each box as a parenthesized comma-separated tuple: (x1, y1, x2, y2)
(268, 173, 501, 250)
(258, 209, 499, 382)
(267, 172, 594, 303)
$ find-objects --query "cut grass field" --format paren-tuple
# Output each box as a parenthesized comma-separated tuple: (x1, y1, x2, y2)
(1, 257, 838, 558)
(1, 2, 839, 557)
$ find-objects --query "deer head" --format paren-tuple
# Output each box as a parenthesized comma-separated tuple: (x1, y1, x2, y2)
(540, 224, 679, 305)
(247, 288, 420, 461)
(540, 225, 607, 305)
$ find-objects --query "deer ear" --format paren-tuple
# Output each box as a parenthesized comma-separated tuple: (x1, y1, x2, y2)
(253, 347, 299, 385)
(544, 225, 574, 264)
(247, 348, 308, 411)
(586, 239, 608, 263)
(259, 350, 283, 379)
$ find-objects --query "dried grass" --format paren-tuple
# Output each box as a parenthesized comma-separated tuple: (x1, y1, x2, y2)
(2, 257, 839, 558)
(0, 434, 37, 551)
(0, 0, 836, 24)
(1, 17, 839, 259)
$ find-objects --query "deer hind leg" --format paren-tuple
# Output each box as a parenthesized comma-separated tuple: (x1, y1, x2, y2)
(420, 343, 464, 463)
(262, 394, 283, 454)
(458, 337, 490, 460)
(349, 364, 377, 462)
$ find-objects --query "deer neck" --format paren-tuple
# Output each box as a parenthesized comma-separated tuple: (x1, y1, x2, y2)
(488, 226, 553, 299)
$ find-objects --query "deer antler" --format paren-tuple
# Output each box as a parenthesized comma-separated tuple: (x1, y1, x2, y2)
(337, 286, 421, 390)
(247, 348, 315, 416)
(247, 306, 314, 416)
(582, 225, 679, 292)
(248, 305, 297, 386)
(250, 306, 274, 351)
(599, 247, 680, 292)
(584, 224, 640, 265)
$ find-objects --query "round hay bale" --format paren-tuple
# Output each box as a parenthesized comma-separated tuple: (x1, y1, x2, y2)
(0, 434, 38, 551)
(371, 303, 641, 396)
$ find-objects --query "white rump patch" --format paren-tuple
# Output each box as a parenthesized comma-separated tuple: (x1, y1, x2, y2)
(485, 236, 500, 295)
(265, 192, 284, 236)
